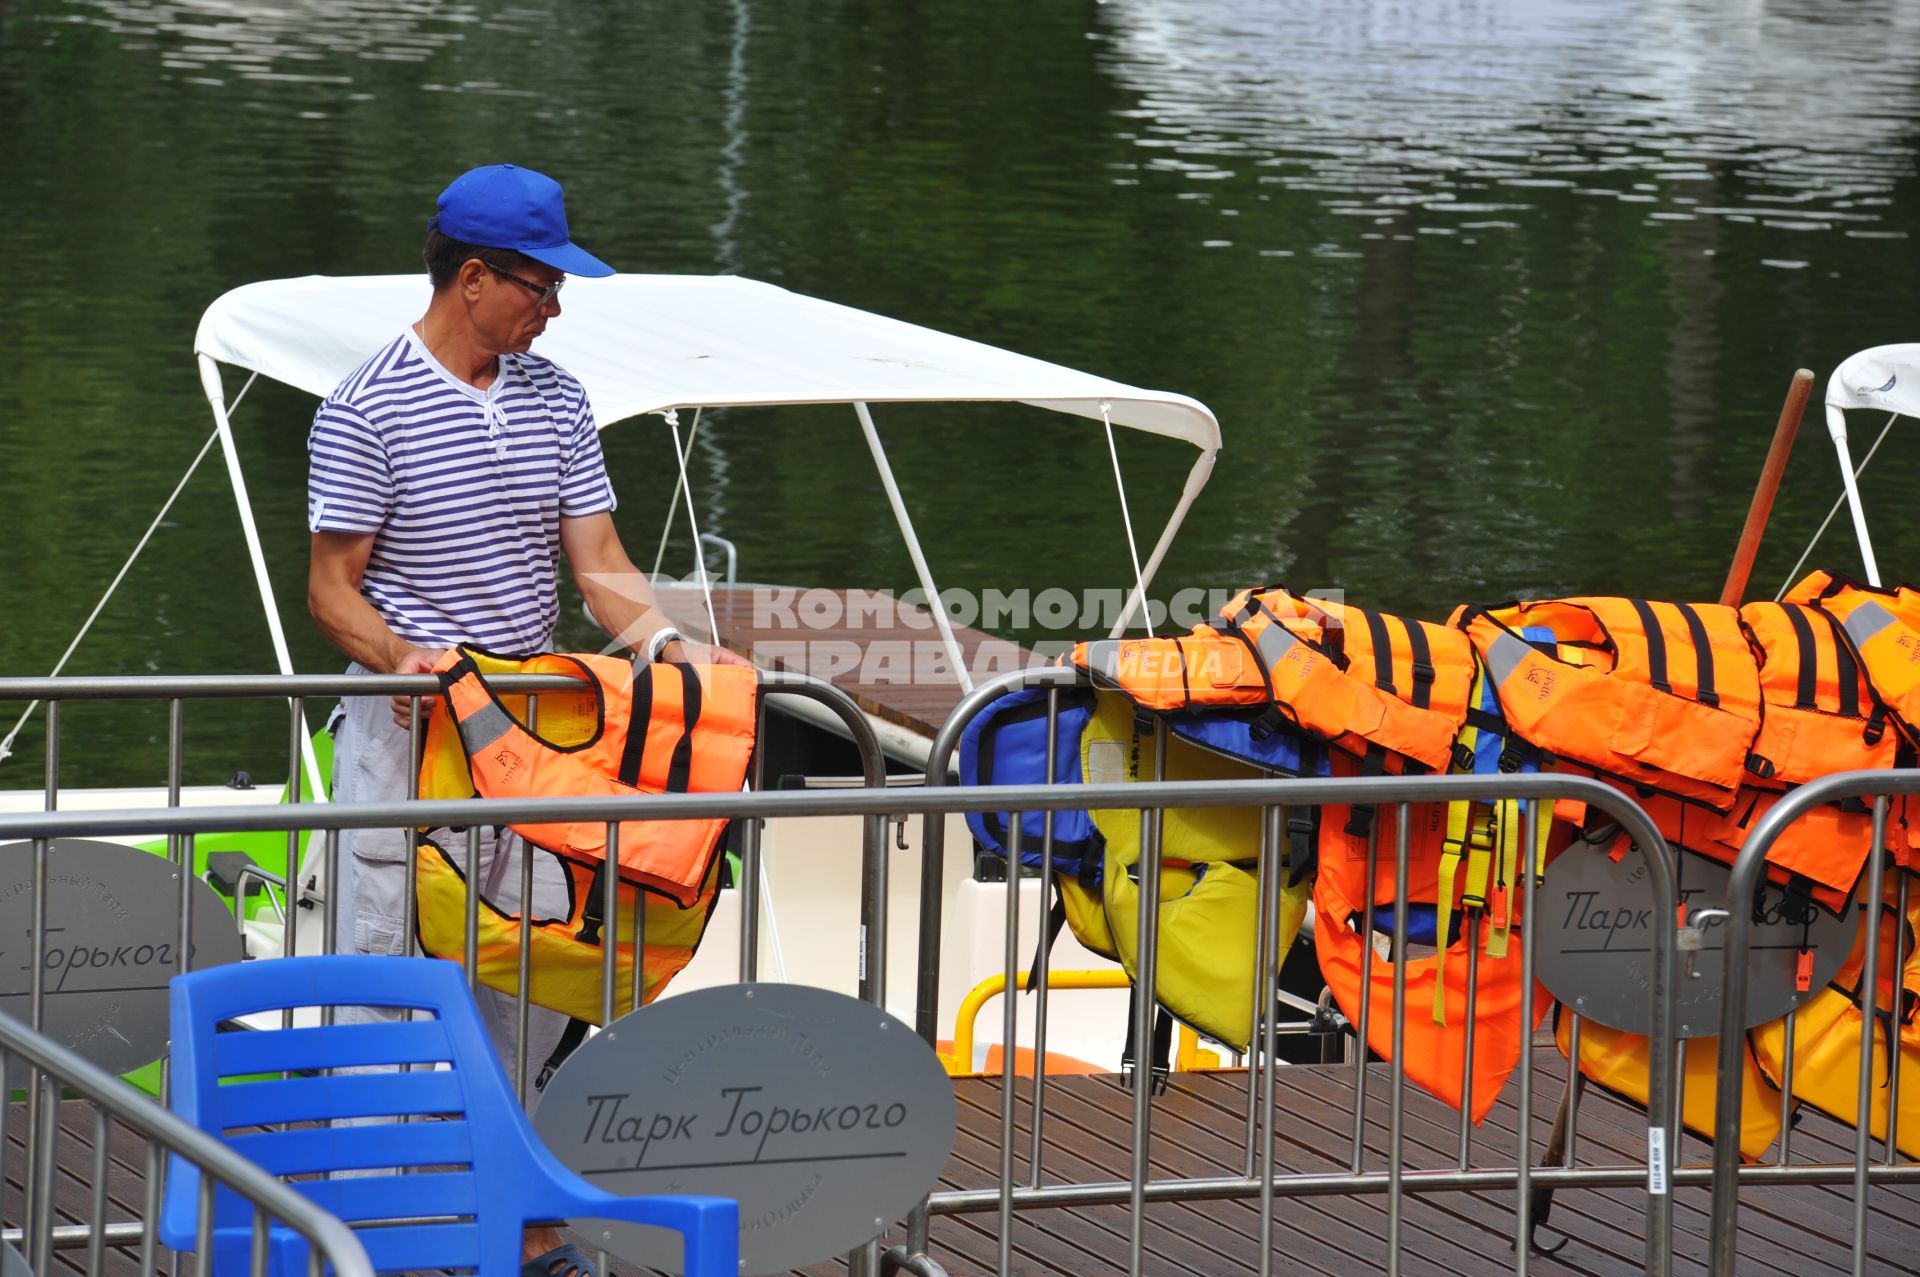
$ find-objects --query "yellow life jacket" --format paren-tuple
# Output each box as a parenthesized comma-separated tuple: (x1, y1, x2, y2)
(1553, 1008, 1785, 1162)
(1079, 692, 1310, 1054)
(1750, 882, 1920, 1157)
(424, 646, 757, 905)
(411, 835, 723, 1025)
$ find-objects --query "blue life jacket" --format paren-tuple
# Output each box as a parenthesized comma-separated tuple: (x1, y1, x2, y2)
(958, 687, 1102, 875)
(1165, 708, 1331, 778)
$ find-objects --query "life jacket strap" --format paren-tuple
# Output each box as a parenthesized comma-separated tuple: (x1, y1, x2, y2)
(1120, 1002, 1175, 1096)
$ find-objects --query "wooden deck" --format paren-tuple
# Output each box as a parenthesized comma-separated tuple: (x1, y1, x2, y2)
(792, 1058, 1920, 1277)
(16, 1055, 1919, 1277)
(654, 584, 1036, 741)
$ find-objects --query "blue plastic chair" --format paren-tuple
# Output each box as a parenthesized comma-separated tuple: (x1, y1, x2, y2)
(160, 955, 739, 1276)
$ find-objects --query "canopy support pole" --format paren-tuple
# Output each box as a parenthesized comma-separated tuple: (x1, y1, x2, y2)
(1109, 447, 1218, 638)
(854, 402, 972, 694)
(1824, 402, 1883, 587)
(198, 355, 329, 807)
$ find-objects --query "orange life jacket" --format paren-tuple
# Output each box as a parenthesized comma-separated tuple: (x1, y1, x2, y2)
(428, 647, 757, 906)
(1739, 599, 1896, 787)
(1072, 587, 1475, 774)
(1311, 754, 1552, 1123)
(1788, 571, 1920, 753)
(1455, 598, 1763, 810)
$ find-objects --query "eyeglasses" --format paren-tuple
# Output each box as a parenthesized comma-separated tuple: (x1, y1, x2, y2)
(485, 261, 565, 308)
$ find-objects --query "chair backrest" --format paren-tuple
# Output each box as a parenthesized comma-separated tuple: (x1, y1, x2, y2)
(164, 955, 561, 1273)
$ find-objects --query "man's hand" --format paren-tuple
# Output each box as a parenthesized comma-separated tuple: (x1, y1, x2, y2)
(389, 645, 451, 728)
(657, 637, 754, 669)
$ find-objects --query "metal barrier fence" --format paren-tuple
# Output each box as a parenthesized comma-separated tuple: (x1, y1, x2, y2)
(0, 777, 1679, 1277)
(0, 670, 1712, 1277)
(0, 668, 890, 1274)
(0, 1002, 373, 1277)
(1709, 772, 1920, 1277)
(902, 667, 1681, 1277)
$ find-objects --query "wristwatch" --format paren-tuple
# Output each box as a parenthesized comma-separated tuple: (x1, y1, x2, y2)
(647, 627, 683, 662)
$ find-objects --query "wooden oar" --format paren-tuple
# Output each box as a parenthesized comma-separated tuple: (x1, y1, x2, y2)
(1720, 369, 1816, 607)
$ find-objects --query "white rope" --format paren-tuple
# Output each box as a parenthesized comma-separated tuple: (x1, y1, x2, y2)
(1103, 401, 1155, 636)
(0, 384, 250, 766)
(647, 407, 703, 581)
(665, 411, 723, 650)
(758, 850, 789, 982)
(1774, 410, 1899, 601)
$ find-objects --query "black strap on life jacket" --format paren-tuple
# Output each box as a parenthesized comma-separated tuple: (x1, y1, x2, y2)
(535, 1015, 593, 1093)
(618, 661, 656, 786)
(618, 662, 703, 790)
(576, 861, 609, 946)
(1834, 629, 1866, 721)
(1672, 602, 1720, 708)
(1027, 878, 1069, 990)
(1628, 598, 1674, 697)
(1781, 603, 1822, 711)
(1120, 999, 1174, 1096)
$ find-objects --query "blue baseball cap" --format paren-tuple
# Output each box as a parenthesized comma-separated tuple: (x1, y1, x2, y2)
(432, 163, 614, 278)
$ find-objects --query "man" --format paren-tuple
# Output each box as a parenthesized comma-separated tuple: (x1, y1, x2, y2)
(307, 163, 728, 1277)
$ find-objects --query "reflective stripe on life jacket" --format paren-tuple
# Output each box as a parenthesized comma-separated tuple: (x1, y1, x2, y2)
(1456, 597, 1763, 810)
(1739, 599, 1894, 786)
(1071, 587, 1474, 773)
(412, 834, 722, 1025)
(428, 646, 757, 906)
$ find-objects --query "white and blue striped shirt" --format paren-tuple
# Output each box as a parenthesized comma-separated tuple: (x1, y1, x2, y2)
(306, 329, 616, 653)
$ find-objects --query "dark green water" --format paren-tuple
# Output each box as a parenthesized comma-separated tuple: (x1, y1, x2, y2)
(6, 0, 1920, 785)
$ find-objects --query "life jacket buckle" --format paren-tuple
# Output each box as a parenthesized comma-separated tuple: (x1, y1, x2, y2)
(1865, 706, 1889, 747)
(1450, 741, 1476, 773)
(1249, 705, 1285, 743)
(1697, 689, 1721, 709)
(1746, 752, 1776, 781)
(1410, 660, 1436, 685)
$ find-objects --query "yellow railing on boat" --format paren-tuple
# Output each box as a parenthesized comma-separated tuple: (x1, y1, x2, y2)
(941, 968, 1220, 1077)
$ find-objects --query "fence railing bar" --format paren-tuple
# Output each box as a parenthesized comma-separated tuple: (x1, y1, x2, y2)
(997, 816, 1021, 1277)
(1027, 686, 1061, 1192)
(1708, 769, 1920, 1277)
(1354, 808, 1379, 1176)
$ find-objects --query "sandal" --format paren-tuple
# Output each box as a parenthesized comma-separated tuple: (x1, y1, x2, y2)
(522, 1241, 596, 1277)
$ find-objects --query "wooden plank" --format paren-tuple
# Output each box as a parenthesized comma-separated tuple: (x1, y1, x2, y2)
(654, 585, 1037, 741)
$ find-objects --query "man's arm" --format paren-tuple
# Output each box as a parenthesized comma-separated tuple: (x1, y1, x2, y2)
(309, 532, 446, 723)
(560, 512, 748, 665)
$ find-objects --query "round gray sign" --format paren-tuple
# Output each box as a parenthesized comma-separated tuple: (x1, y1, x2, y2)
(0, 839, 246, 1075)
(535, 983, 956, 1276)
(1535, 843, 1851, 1038)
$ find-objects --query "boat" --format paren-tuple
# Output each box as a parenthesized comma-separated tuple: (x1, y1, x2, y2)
(0, 270, 1231, 1077)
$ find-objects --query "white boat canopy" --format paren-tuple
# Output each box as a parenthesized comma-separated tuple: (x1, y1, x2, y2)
(195, 274, 1221, 451)
(191, 273, 1221, 787)
(1821, 343, 1920, 588)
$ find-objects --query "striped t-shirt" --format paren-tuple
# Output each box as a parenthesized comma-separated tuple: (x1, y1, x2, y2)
(306, 329, 616, 653)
